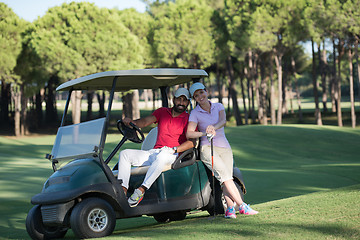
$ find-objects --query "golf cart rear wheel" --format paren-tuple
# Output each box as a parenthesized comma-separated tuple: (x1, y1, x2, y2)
(26, 205, 68, 240)
(153, 210, 187, 223)
(153, 213, 170, 223)
(70, 198, 116, 239)
(169, 210, 187, 221)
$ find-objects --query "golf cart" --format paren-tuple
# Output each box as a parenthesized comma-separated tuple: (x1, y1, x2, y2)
(26, 69, 246, 240)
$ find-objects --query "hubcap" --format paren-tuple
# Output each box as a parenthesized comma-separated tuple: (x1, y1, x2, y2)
(87, 208, 108, 232)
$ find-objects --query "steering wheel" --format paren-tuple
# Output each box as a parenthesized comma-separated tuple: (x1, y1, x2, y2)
(117, 120, 145, 144)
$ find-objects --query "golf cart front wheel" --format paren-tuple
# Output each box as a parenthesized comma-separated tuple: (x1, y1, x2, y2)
(26, 205, 68, 240)
(70, 197, 116, 239)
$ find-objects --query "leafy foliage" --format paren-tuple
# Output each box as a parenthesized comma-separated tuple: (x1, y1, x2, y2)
(150, 0, 215, 68)
(0, 3, 26, 82)
(27, 2, 144, 83)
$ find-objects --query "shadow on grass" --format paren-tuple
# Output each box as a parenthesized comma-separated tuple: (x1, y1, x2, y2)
(110, 214, 360, 239)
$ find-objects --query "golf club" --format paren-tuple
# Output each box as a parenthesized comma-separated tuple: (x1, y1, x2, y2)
(207, 133, 215, 217)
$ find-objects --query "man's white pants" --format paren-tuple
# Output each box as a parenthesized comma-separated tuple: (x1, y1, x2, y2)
(117, 148, 177, 189)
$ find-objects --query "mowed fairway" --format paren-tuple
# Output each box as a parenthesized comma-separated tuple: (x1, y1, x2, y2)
(0, 125, 359, 239)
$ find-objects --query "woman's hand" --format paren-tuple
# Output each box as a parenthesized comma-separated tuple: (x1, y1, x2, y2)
(206, 125, 216, 136)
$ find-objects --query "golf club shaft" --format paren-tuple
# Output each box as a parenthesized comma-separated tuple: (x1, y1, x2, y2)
(211, 138, 215, 216)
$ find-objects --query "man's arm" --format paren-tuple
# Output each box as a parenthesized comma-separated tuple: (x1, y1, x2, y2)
(123, 115, 157, 129)
(176, 139, 196, 153)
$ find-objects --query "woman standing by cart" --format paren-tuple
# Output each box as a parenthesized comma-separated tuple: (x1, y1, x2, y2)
(186, 82, 258, 218)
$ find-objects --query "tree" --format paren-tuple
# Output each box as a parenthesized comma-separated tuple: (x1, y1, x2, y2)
(28, 2, 144, 124)
(343, 0, 360, 128)
(223, 0, 259, 125)
(0, 3, 27, 135)
(116, 8, 154, 118)
(150, 0, 215, 69)
(213, 3, 244, 125)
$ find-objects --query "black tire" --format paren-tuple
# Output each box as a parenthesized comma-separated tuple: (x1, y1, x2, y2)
(26, 205, 68, 240)
(169, 210, 187, 221)
(153, 213, 170, 223)
(153, 210, 187, 223)
(205, 190, 216, 216)
(70, 198, 116, 239)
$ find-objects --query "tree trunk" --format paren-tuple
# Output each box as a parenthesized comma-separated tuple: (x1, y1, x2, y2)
(152, 89, 156, 111)
(13, 85, 21, 136)
(282, 70, 288, 114)
(336, 39, 344, 127)
(259, 57, 268, 125)
(122, 92, 136, 119)
(240, 69, 248, 125)
(254, 54, 260, 123)
(35, 90, 43, 129)
(348, 46, 356, 128)
(97, 91, 105, 118)
(355, 39, 360, 107)
(270, 53, 276, 125)
(71, 90, 82, 124)
(320, 41, 328, 112)
(248, 50, 257, 123)
(226, 56, 242, 125)
(274, 49, 283, 125)
(291, 56, 303, 122)
(45, 76, 58, 123)
(216, 65, 223, 104)
(246, 78, 252, 119)
(20, 84, 28, 135)
(1, 81, 11, 124)
(249, 80, 256, 123)
(86, 91, 94, 121)
(132, 90, 140, 120)
(331, 40, 337, 112)
(311, 40, 323, 126)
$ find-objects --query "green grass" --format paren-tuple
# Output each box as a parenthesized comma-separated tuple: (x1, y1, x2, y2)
(0, 125, 359, 239)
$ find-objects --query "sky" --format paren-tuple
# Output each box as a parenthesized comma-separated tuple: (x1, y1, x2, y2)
(1, 0, 147, 22)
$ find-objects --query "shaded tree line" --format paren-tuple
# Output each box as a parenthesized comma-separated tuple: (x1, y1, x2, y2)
(0, 0, 359, 136)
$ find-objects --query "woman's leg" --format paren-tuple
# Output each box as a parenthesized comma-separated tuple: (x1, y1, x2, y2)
(201, 145, 235, 208)
(222, 180, 244, 207)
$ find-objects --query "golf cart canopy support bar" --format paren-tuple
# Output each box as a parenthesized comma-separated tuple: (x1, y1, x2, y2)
(99, 76, 118, 158)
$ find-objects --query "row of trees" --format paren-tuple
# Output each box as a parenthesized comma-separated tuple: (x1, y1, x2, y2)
(0, 0, 359, 136)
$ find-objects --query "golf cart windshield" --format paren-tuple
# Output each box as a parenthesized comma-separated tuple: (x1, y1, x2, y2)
(50, 118, 105, 162)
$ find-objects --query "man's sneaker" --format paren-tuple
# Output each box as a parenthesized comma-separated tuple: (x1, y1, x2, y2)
(239, 203, 258, 215)
(128, 189, 144, 207)
(225, 206, 236, 219)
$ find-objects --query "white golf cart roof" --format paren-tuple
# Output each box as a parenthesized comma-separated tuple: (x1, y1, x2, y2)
(56, 68, 208, 91)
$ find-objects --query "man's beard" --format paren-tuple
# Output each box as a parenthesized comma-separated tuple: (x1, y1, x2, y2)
(173, 104, 187, 113)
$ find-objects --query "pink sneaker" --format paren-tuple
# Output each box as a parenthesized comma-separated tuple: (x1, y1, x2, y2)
(225, 206, 236, 219)
(239, 203, 258, 215)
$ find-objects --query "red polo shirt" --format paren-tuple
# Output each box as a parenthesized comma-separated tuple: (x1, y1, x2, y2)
(152, 107, 189, 149)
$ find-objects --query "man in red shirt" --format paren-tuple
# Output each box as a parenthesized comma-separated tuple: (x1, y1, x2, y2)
(117, 88, 194, 207)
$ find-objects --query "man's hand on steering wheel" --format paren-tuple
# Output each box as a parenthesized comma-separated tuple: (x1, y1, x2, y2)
(117, 119, 145, 144)
(122, 117, 134, 126)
